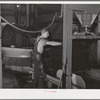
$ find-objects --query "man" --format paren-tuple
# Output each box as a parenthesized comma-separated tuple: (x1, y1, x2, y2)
(32, 29, 62, 88)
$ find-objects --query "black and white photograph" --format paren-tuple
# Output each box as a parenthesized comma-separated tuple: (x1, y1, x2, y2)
(1, 2, 100, 90)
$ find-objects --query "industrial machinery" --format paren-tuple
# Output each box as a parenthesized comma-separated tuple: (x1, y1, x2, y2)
(2, 47, 33, 88)
(43, 5, 100, 89)
(1, 4, 100, 89)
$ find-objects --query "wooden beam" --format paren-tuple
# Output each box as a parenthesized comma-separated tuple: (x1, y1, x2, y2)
(46, 75, 62, 87)
(70, 4, 100, 13)
(26, 4, 30, 27)
(0, 4, 2, 88)
(97, 14, 100, 65)
(18, 4, 21, 26)
(63, 4, 73, 89)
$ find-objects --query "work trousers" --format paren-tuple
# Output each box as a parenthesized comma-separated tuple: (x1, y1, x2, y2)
(33, 64, 46, 88)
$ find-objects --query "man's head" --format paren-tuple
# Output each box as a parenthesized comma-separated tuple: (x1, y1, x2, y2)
(41, 29, 49, 38)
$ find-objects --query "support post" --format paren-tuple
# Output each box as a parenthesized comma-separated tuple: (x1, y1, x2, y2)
(0, 4, 2, 88)
(34, 5, 38, 26)
(63, 4, 73, 88)
(97, 14, 100, 65)
(18, 4, 21, 26)
(26, 4, 30, 27)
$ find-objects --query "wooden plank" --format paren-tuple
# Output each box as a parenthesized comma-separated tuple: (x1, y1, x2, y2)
(62, 4, 68, 88)
(46, 75, 62, 87)
(63, 4, 73, 88)
(72, 35, 100, 40)
(0, 4, 2, 88)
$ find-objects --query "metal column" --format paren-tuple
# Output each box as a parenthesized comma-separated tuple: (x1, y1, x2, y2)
(0, 4, 2, 88)
(63, 5, 73, 88)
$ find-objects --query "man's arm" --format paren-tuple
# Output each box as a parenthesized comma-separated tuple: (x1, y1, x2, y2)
(46, 41, 62, 46)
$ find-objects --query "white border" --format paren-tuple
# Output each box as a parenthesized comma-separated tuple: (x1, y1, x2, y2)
(0, 89, 100, 99)
(0, 1, 100, 4)
(1, 1, 100, 99)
